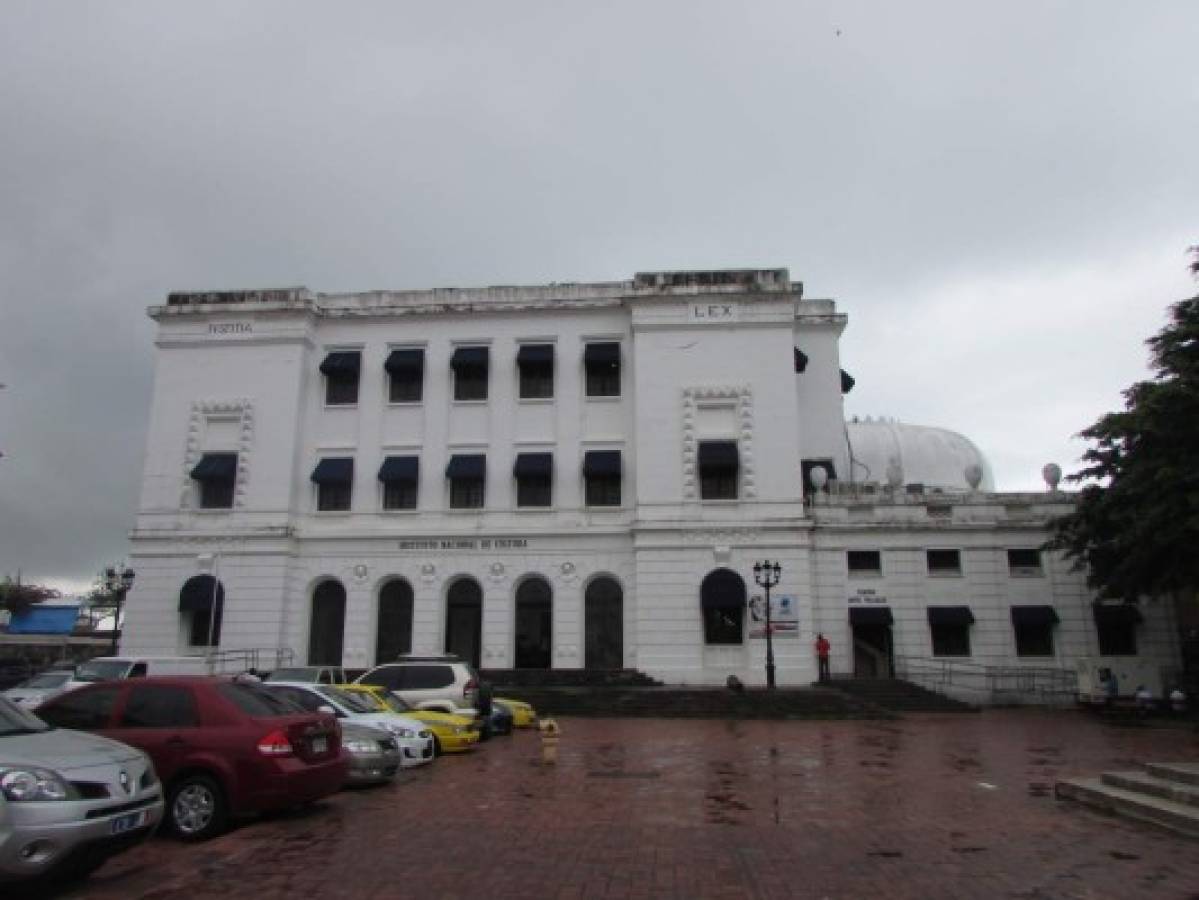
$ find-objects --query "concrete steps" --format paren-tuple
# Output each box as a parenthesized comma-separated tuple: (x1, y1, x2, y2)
(1056, 762, 1199, 839)
(827, 677, 977, 712)
(482, 668, 662, 688)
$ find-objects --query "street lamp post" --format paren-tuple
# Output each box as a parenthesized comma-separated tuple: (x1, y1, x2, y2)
(752, 560, 782, 689)
(105, 566, 135, 655)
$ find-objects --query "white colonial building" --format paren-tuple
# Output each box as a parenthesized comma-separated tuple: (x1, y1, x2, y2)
(121, 268, 1182, 696)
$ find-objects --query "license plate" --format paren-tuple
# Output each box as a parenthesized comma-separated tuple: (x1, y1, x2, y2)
(311, 736, 328, 754)
(110, 810, 144, 834)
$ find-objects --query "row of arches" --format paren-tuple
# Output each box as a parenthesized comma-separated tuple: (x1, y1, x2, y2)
(308, 575, 625, 669)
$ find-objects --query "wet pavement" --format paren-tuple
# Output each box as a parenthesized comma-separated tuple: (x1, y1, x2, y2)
(65, 711, 1199, 899)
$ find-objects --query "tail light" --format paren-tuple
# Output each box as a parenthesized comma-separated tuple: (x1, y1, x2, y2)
(256, 729, 294, 757)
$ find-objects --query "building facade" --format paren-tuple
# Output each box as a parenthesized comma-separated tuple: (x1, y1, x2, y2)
(121, 269, 1181, 695)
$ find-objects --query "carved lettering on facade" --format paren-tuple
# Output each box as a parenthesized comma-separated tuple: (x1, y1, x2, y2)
(208, 322, 253, 335)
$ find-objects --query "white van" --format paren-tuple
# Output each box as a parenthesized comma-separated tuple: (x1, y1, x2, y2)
(1075, 656, 1163, 704)
(63, 655, 211, 691)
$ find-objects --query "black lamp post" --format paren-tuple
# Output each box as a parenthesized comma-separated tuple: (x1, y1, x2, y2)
(753, 560, 782, 689)
(105, 566, 135, 655)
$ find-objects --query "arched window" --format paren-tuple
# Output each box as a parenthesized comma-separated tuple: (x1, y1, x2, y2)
(514, 577, 552, 669)
(700, 569, 746, 645)
(309, 580, 346, 665)
(179, 575, 223, 647)
(585, 577, 623, 669)
(445, 578, 483, 668)
(376, 579, 414, 664)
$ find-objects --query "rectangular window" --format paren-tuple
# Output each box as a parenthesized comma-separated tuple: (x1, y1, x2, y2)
(1014, 624, 1054, 657)
(383, 481, 418, 510)
(450, 477, 485, 509)
(318, 482, 352, 512)
(931, 624, 971, 656)
(585, 474, 622, 507)
(451, 347, 489, 401)
(1097, 623, 1137, 656)
(311, 457, 354, 512)
(584, 343, 621, 397)
(386, 349, 425, 403)
(200, 479, 235, 509)
(517, 475, 552, 507)
(926, 549, 962, 575)
(190, 453, 237, 510)
(1007, 548, 1043, 576)
(698, 441, 739, 500)
(847, 550, 882, 575)
(517, 344, 554, 399)
(321, 351, 361, 406)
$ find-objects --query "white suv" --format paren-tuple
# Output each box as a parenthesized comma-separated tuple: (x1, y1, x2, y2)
(354, 656, 488, 716)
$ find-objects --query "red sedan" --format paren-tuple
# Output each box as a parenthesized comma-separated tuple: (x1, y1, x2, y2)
(35, 677, 347, 841)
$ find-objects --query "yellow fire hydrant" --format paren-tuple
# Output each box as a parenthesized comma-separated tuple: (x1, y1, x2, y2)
(539, 718, 560, 765)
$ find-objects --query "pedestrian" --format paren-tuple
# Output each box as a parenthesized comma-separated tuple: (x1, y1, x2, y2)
(815, 633, 831, 683)
(1134, 684, 1153, 714)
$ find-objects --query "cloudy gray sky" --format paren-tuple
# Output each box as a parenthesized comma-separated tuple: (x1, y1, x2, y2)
(1, 1, 1196, 593)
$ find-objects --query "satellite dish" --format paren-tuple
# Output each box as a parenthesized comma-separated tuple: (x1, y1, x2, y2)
(1042, 463, 1062, 491)
(964, 463, 983, 491)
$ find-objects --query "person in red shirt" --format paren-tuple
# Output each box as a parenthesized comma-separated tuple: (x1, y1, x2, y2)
(815, 633, 831, 683)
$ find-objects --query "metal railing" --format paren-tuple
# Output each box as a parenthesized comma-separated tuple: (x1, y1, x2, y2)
(895, 655, 1078, 706)
(202, 646, 295, 674)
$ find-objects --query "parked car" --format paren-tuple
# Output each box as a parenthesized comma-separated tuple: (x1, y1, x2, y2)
(493, 697, 537, 728)
(261, 683, 434, 768)
(486, 701, 514, 738)
(0, 694, 163, 886)
(34, 677, 346, 841)
(339, 721, 402, 786)
(355, 655, 491, 717)
(3, 670, 75, 710)
(338, 684, 481, 754)
(264, 666, 348, 685)
(63, 657, 209, 692)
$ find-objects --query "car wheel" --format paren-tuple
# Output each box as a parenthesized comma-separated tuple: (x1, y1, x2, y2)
(167, 774, 228, 841)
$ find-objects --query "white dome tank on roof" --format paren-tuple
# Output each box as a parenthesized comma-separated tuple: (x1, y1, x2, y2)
(844, 419, 995, 492)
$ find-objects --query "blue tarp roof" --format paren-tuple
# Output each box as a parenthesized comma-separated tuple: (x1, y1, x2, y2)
(6, 604, 80, 635)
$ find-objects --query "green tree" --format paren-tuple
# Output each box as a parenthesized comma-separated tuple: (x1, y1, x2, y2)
(1047, 248, 1199, 604)
(0, 575, 61, 616)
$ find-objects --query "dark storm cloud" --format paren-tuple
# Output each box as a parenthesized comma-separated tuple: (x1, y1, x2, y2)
(1, 1, 1196, 588)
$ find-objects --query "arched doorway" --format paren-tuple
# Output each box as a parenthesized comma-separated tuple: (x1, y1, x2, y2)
(700, 569, 746, 644)
(445, 578, 483, 668)
(585, 576, 623, 669)
(514, 577, 552, 669)
(308, 580, 346, 665)
(375, 578, 414, 664)
(179, 575, 224, 647)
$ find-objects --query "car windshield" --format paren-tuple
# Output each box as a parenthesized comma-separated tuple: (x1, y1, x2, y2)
(267, 668, 320, 682)
(374, 691, 413, 713)
(317, 686, 376, 713)
(218, 682, 306, 717)
(21, 672, 72, 689)
(74, 660, 130, 682)
(0, 695, 50, 735)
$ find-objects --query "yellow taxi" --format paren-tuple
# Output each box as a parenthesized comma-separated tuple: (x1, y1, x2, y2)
(339, 684, 481, 754)
(493, 697, 538, 728)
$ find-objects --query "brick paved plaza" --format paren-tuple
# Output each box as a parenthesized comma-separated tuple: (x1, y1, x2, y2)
(66, 711, 1199, 899)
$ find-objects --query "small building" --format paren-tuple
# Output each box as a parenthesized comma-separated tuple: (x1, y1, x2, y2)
(120, 269, 1181, 699)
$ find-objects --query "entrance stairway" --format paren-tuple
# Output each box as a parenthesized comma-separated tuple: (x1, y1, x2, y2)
(827, 677, 977, 712)
(483, 669, 883, 718)
(1056, 763, 1199, 839)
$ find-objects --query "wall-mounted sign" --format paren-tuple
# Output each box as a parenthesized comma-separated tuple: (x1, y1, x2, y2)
(689, 301, 739, 323)
(207, 322, 253, 335)
(397, 538, 530, 551)
(749, 593, 799, 639)
(848, 588, 888, 605)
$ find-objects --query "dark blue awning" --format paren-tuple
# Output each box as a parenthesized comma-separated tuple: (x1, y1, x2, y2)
(794, 348, 809, 373)
(849, 606, 893, 626)
(583, 450, 622, 476)
(517, 344, 554, 366)
(190, 453, 237, 482)
(927, 606, 975, 626)
(446, 454, 486, 479)
(584, 343, 620, 364)
(378, 456, 419, 483)
(384, 349, 424, 374)
(179, 575, 224, 613)
(1011, 605, 1060, 627)
(699, 441, 739, 470)
(311, 457, 354, 484)
(320, 351, 361, 376)
(840, 369, 856, 393)
(450, 347, 489, 369)
(514, 453, 552, 477)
